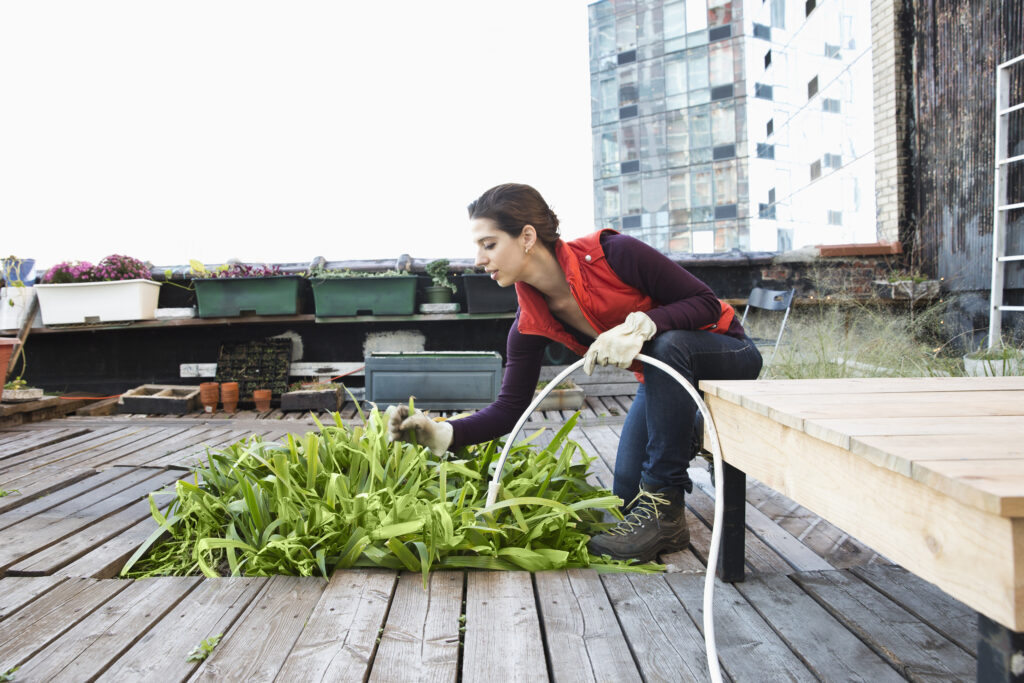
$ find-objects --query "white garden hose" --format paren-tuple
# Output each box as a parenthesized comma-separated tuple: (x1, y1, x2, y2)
(484, 355, 726, 683)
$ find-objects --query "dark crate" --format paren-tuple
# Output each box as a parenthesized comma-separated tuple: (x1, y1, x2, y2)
(364, 351, 502, 410)
(119, 384, 200, 414)
(280, 386, 342, 412)
(462, 273, 518, 313)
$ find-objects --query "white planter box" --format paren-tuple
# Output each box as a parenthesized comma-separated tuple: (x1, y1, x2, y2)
(963, 354, 1024, 377)
(0, 287, 42, 330)
(35, 279, 161, 325)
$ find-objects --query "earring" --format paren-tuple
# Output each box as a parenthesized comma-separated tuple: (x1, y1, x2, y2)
(524, 247, 531, 255)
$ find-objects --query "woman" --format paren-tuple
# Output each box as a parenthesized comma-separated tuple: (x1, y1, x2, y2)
(387, 183, 762, 562)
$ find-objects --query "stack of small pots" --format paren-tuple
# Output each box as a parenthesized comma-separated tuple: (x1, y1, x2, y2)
(199, 382, 219, 414)
(220, 382, 239, 413)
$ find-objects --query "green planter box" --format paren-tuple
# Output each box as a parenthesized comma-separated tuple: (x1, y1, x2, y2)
(194, 276, 302, 318)
(365, 351, 502, 410)
(311, 276, 417, 316)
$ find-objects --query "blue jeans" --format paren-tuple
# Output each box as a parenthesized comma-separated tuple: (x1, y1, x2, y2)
(614, 330, 762, 504)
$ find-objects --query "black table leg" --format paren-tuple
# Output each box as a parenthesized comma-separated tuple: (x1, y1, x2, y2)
(978, 612, 1024, 681)
(716, 460, 746, 583)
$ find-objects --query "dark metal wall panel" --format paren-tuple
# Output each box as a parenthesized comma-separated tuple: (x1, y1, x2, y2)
(912, 0, 1024, 292)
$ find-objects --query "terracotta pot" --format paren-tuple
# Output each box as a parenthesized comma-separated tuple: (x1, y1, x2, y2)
(0, 338, 20, 401)
(220, 382, 239, 413)
(199, 381, 220, 414)
(253, 389, 272, 412)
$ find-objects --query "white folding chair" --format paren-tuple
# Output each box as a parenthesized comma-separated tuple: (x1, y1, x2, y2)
(740, 286, 795, 365)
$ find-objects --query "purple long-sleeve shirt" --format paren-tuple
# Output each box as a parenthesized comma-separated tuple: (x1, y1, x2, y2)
(449, 232, 746, 448)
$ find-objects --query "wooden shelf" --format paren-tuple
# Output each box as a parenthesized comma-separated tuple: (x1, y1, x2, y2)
(0, 311, 516, 335)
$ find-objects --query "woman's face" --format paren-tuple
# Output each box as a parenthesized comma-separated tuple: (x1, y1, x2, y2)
(471, 217, 530, 287)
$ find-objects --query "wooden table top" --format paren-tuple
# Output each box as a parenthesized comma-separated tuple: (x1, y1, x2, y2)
(700, 377, 1024, 518)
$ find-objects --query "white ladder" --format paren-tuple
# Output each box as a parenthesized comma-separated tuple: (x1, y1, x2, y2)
(989, 53, 1024, 350)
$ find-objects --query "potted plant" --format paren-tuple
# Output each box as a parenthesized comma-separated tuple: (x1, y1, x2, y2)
(0, 255, 38, 331)
(462, 267, 519, 314)
(534, 379, 586, 411)
(281, 381, 342, 412)
(307, 266, 418, 316)
(873, 270, 940, 301)
(963, 344, 1024, 377)
(0, 337, 20, 400)
(2, 256, 35, 286)
(33, 254, 162, 325)
(424, 259, 457, 304)
(190, 261, 303, 318)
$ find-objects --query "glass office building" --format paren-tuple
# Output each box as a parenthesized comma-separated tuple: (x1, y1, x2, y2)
(589, 0, 874, 253)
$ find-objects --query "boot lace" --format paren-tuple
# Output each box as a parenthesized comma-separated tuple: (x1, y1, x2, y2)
(607, 489, 671, 536)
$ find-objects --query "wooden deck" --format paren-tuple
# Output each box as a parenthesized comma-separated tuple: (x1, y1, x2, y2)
(0, 398, 980, 681)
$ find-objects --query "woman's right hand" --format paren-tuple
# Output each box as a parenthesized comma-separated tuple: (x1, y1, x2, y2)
(384, 404, 454, 455)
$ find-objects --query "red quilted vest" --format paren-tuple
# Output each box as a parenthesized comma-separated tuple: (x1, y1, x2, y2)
(515, 230, 734, 375)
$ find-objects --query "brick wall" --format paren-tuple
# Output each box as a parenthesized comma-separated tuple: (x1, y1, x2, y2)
(871, 0, 910, 246)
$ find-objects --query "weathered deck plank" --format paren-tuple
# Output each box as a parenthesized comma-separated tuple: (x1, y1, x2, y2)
(792, 569, 976, 680)
(15, 576, 199, 682)
(101, 577, 266, 682)
(733, 573, 906, 682)
(278, 569, 396, 681)
(851, 564, 978, 655)
(0, 467, 122, 521)
(0, 577, 130, 673)
(0, 468, 180, 574)
(463, 571, 547, 682)
(601, 573, 713, 682)
(369, 570, 461, 682)
(189, 575, 325, 682)
(0, 427, 89, 460)
(58, 510, 166, 579)
(534, 569, 641, 682)
(665, 573, 816, 681)
(0, 576, 66, 620)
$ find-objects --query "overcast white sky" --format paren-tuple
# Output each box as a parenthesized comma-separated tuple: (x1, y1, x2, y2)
(0, 1, 597, 270)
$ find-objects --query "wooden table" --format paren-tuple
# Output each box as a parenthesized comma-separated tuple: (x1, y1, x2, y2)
(700, 376, 1024, 682)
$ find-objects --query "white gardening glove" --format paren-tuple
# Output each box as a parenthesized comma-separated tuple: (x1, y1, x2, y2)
(583, 311, 657, 375)
(384, 404, 454, 455)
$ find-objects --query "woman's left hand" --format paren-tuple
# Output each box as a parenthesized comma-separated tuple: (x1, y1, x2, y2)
(583, 311, 657, 374)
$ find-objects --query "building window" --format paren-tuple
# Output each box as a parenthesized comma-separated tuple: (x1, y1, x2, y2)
(766, 118, 774, 136)
(758, 203, 777, 219)
(772, 0, 786, 29)
(778, 228, 793, 251)
(753, 23, 771, 40)
(618, 50, 637, 65)
(756, 143, 775, 159)
(828, 210, 842, 225)
(807, 75, 819, 99)
(768, 188, 776, 203)
(824, 153, 842, 169)
(621, 160, 641, 174)
(709, 25, 732, 42)
(755, 83, 774, 100)
(825, 43, 841, 59)
(622, 215, 643, 229)
(822, 98, 841, 113)
(806, 0, 816, 16)
(713, 144, 736, 160)
(710, 84, 734, 100)
(619, 105, 638, 119)
(764, 50, 772, 68)
(810, 159, 822, 180)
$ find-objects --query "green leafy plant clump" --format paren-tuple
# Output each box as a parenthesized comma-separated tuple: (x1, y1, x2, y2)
(122, 407, 660, 581)
(305, 265, 408, 279)
(425, 259, 457, 294)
